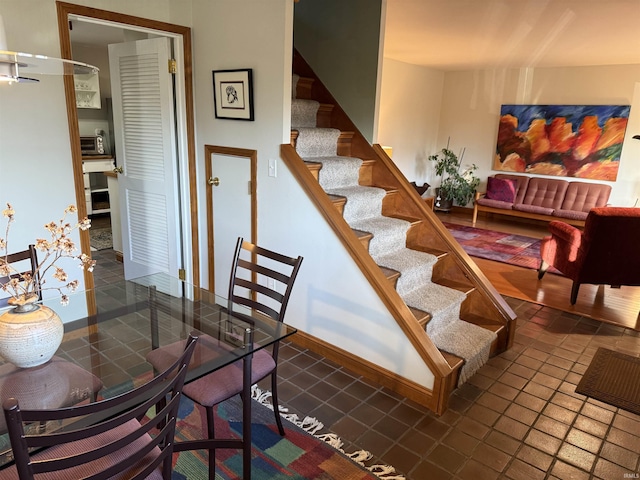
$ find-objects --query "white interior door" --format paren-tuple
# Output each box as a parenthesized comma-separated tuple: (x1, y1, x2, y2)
(108, 37, 181, 283)
(211, 154, 252, 299)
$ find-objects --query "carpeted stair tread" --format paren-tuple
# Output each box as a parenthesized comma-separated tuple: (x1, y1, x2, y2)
(295, 127, 341, 157)
(374, 247, 437, 273)
(350, 216, 411, 257)
(292, 99, 320, 128)
(374, 248, 437, 296)
(429, 319, 497, 386)
(310, 155, 363, 189)
(403, 283, 466, 323)
(291, 72, 496, 391)
(327, 185, 387, 223)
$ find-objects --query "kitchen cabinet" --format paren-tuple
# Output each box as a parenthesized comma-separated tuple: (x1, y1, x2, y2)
(82, 156, 115, 215)
(106, 172, 122, 255)
(74, 72, 101, 109)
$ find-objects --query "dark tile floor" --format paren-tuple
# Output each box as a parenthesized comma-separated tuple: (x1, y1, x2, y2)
(92, 248, 640, 479)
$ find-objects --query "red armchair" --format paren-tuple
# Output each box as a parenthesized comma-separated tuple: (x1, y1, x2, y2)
(538, 207, 640, 304)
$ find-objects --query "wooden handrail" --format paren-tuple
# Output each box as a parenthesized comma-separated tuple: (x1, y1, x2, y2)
(280, 144, 453, 381)
(371, 144, 516, 322)
(288, 49, 516, 413)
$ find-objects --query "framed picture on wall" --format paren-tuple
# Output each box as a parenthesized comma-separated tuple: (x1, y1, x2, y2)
(212, 68, 254, 121)
(494, 104, 630, 180)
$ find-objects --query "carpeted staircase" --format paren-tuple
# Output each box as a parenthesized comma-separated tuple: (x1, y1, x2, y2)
(291, 74, 497, 386)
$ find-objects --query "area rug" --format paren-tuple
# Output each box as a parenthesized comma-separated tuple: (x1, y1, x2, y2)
(170, 387, 404, 480)
(576, 348, 640, 416)
(89, 227, 113, 251)
(442, 222, 561, 274)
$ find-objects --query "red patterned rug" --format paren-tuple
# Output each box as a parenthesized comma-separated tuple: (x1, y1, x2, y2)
(442, 222, 562, 275)
(106, 377, 404, 479)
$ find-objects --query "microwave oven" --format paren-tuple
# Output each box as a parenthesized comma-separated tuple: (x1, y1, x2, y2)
(80, 135, 105, 156)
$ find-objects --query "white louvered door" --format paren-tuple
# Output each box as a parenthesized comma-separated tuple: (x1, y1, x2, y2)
(108, 38, 181, 284)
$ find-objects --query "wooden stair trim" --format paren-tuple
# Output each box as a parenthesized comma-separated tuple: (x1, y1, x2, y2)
(304, 160, 322, 181)
(441, 351, 464, 370)
(290, 49, 517, 414)
(291, 329, 440, 412)
(409, 306, 431, 328)
(328, 194, 346, 215)
(379, 265, 401, 287)
(295, 52, 512, 321)
(371, 144, 517, 326)
(295, 76, 314, 100)
(281, 144, 453, 383)
(316, 104, 333, 128)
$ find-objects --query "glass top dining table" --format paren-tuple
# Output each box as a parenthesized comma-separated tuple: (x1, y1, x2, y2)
(0, 273, 297, 478)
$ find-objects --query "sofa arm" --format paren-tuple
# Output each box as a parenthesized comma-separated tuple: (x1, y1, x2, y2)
(474, 191, 485, 201)
(547, 220, 582, 246)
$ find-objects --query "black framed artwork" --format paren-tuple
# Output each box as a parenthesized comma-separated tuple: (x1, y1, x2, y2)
(212, 68, 254, 121)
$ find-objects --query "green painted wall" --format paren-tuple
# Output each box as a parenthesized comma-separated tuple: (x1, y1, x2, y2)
(294, 0, 383, 143)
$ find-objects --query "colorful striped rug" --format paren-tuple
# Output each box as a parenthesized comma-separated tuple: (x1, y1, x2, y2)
(442, 222, 562, 275)
(170, 387, 404, 479)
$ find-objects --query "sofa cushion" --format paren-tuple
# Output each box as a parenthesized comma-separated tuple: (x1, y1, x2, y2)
(485, 176, 517, 203)
(476, 197, 515, 210)
(494, 174, 529, 204)
(560, 182, 611, 213)
(520, 177, 568, 209)
(513, 203, 555, 216)
(552, 209, 589, 221)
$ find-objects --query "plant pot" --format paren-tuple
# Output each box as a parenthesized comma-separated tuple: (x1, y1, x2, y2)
(434, 188, 453, 212)
(0, 300, 64, 368)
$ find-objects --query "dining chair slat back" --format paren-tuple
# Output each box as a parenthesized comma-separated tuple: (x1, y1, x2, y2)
(0, 245, 41, 308)
(147, 237, 303, 480)
(2, 334, 199, 480)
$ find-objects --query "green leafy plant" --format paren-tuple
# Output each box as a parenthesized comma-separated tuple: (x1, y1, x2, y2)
(429, 146, 480, 206)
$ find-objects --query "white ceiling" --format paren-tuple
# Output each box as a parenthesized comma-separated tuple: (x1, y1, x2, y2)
(384, 0, 640, 70)
(69, 19, 128, 47)
(69, 2, 640, 71)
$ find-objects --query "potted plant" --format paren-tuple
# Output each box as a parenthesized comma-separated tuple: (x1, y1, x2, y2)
(0, 204, 96, 367)
(429, 146, 480, 211)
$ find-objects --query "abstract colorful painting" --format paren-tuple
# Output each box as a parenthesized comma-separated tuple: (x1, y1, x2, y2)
(494, 105, 630, 180)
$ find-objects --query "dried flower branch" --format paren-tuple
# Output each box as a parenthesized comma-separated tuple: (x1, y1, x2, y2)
(0, 204, 96, 306)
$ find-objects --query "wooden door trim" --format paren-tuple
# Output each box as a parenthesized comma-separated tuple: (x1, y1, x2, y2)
(205, 145, 258, 293)
(56, 1, 199, 303)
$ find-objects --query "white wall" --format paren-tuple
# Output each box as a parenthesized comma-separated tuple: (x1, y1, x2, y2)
(194, 0, 435, 389)
(0, 0, 190, 312)
(0, 0, 89, 299)
(294, 0, 383, 143)
(438, 64, 640, 207)
(378, 61, 640, 207)
(0, 0, 435, 390)
(378, 58, 445, 189)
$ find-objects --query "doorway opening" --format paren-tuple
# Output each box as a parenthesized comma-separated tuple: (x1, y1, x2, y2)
(56, 3, 199, 292)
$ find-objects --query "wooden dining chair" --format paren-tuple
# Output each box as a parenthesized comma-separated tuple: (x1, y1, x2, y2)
(2, 334, 198, 480)
(146, 237, 303, 480)
(0, 245, 41, 308)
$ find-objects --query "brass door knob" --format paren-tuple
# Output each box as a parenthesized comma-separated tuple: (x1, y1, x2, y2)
(113, 166, 123, 174)
(208, 177, 220, 186)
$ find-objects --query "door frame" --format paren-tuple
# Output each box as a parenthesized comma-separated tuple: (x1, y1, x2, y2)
(56, 2, 199, 304)
(204, 145, 257, 294)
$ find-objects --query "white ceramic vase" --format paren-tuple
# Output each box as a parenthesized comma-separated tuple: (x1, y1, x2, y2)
(0, 299, 64, 368)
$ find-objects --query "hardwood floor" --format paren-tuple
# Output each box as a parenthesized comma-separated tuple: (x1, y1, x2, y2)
(437, 209, 640, 331)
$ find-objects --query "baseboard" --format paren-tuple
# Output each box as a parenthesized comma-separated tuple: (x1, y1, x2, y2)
(290, 330, 438, 412)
